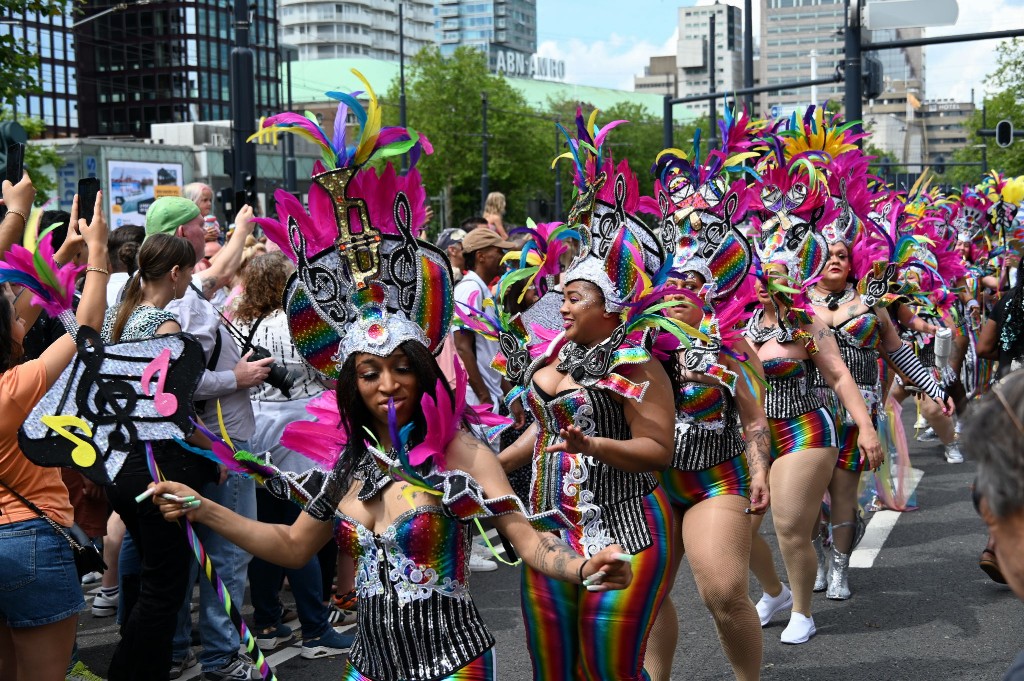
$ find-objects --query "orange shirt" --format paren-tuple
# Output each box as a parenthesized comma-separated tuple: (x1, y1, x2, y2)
(0, 359, 74, 528)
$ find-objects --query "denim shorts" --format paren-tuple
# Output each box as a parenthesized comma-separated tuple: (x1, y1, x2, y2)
(0, 517, 86, 628)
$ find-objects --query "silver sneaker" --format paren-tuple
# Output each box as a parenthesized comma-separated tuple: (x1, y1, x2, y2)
(916, 427, 938, 442)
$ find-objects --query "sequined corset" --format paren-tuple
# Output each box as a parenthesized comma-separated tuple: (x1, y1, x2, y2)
(672, 381, 745, 471)
(335, 506, 494, 681)
(762, 357, 822, 419)
(810, 313, 882, 422)
(525, 383, 657, 558)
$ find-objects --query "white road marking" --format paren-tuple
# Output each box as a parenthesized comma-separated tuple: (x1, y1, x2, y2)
(850, 467, 924, 569)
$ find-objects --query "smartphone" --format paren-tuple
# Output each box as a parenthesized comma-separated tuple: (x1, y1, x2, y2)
(78, 177, 101, 225)
(5, 143, 24, 184)
(234, 189, 247, 213)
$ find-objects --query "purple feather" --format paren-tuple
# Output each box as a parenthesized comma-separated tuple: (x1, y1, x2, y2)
(333, 102, 350, 166)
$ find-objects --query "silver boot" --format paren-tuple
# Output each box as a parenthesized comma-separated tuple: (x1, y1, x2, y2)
(826, 548, 851, 600)
(813, 533, 828, 592)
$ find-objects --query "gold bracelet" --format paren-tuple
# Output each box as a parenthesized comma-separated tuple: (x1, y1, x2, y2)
(86, 266, 109, 276)
(5, 208, 28, 223)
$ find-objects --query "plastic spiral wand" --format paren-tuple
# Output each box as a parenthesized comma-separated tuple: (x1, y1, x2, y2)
(144, 442, 277, 681)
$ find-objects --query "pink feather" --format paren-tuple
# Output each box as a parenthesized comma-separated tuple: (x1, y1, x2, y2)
(347, 165, 428, 235)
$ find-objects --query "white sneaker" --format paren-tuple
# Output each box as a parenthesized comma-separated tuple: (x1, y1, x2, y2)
(916, 427, 938, 442)
(80, 571, 102, 586)
(91, 591, 118, 617)
(755, 583, 792, 626)
(945, 442, 964, 464)
(780, 612, 816, 644)
(469, 552, 498, 572)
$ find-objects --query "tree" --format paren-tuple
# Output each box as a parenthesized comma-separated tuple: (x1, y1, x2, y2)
(0, 1, 65, 109)
(942, 39, 1024, 187)
(382, 47, 552, 231)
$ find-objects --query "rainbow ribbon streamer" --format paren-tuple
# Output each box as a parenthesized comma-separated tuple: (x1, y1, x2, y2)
(144, 442, 277, 681)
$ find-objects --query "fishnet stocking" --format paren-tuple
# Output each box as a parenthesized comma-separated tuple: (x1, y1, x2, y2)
(827, 468, 861, 554)
(646, 497, 762, 681)
(764, 447, 838, 615)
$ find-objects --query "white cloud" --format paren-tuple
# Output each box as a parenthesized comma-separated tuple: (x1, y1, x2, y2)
(923, 0, 1024, 102)
(536, 29, 678, 92)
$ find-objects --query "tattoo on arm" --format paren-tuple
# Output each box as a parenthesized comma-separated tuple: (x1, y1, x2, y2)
(199, 275, 219, 297)
(745, 426, 771, 477)
(532, 534, 581, 582)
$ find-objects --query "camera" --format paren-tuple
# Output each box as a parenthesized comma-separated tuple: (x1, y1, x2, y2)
(248, 344, 296, 398)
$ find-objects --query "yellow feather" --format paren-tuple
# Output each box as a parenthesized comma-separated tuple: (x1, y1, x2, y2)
(656, 148, 689, 163)
(587, 109, 600, 141)
(352, 68, 382, 165)
(551, 151, 577, 169)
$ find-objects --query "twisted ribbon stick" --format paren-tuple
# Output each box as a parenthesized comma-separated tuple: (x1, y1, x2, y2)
(144, 442, 277, 681)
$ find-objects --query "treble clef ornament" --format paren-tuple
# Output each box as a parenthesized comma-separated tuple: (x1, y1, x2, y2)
(387, 192, 420, 312)
(74, 327, 139, 453)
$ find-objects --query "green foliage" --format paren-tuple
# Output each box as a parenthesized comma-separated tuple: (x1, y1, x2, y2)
(382, 46, 703, 231)
(0, 109, 60, 203)
(0, 1, 66, 108)
(941, 39, 1024, 188)
(863, 140, 904, 177)
(383, 46, 551, 231)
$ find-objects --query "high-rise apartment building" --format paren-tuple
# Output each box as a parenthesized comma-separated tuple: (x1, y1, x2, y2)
(2, 6, 78, 138)
(75, 0, 281, 138)
(279, 0, 434, 62)
(436, 0, 537, 71)
(758, 0, 924, 117)
(634, 4, 744, 117)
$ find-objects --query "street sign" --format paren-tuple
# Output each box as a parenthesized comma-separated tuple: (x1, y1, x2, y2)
(770, 105, 781, 119)
(863, 0, 958, 30)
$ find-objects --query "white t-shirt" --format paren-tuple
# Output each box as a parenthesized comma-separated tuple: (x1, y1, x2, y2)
(453, 270, 504, 410)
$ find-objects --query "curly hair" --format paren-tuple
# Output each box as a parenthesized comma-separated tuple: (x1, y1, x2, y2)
(108, 224, 145, 274)
(232, 252, 294, 324)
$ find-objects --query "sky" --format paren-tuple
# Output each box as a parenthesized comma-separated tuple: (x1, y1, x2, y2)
(536, 0, 1024, 106)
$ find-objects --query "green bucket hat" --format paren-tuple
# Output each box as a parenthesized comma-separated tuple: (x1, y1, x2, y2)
(145, 196, 201, 239)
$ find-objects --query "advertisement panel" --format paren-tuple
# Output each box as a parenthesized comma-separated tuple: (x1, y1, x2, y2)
(108, 160, 184, 229)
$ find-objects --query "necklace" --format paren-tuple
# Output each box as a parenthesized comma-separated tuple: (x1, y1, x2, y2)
(808, 286, 855, 311)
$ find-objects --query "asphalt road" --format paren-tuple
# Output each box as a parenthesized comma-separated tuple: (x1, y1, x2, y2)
(76, 407, 1022, 680)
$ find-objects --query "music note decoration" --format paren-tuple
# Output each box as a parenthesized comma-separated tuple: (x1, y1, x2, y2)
(19, 327, 206, 485)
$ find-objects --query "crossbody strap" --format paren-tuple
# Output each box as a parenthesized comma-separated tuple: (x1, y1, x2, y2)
(0, 477, 82, 547)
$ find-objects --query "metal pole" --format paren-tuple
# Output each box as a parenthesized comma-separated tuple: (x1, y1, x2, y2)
(669, 74, 841, 106)
(663, 94, 673, 149)
(810, 50, 818, 107)
(480, 91, 489, 212)
(399, 2, 408, 172)
(843, 0, 863, 133)
(285, 55, 296, 192)
(554, 119, 563, 220)
(708, 14, 717, 148)
(982, 100, 989, 173)
(863, 27, 1024, 51)
(743, 0, 754, 110)
(231, 0, 257, 195)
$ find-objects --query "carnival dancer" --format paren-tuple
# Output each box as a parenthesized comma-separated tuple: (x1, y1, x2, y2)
(492, 111, 685, 680)
(805, 152, 952, 601)
(640, 138, 771, 680)
(885, 192, 969, 463)
(149, 76, 634, 681)
(744, 137, 883, 644)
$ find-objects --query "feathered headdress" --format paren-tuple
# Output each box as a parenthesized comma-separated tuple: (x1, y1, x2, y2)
(952, 188, 992, 245)
(0, 224, 84, 335)
(554, 109, 667, 312)
(252, 71, 450, 379)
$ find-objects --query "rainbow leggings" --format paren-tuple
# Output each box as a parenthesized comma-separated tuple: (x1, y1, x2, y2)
(657, 454, 751, 511)
(834, 420, 870, 472)
(520, 486, 672, 681)
(767, 407, 838, 462)
(341, 649, 496, 681)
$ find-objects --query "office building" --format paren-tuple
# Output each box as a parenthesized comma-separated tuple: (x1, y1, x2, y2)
(758, 0, 924, 117)
(634, 4, 745, 117)
(75, 0, 281, 138)
(436, 0, 537, 72)
(279, 0, 434, 62)
(920, 98, 973, 168)
(2, 7, 78, 138)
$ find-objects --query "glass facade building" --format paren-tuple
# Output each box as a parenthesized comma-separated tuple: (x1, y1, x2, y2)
(436, 0, 536, 69)
(75, 0, 280, 138)
(2, 2, 78, 138)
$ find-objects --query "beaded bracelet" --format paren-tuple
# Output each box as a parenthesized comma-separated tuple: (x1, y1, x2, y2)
(86, 266, 110, 276)
(5, 208, 28, 223)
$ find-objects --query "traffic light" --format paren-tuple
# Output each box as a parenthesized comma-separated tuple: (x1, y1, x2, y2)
(934, 156, 945, 175)
(862, 56, 884, 101)
(996, 119, 1014, 148)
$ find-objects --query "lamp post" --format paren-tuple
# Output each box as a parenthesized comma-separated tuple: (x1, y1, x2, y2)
(279, 44, 299, 192)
